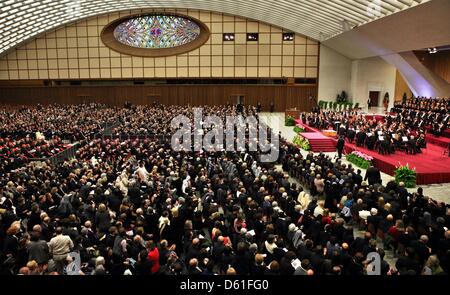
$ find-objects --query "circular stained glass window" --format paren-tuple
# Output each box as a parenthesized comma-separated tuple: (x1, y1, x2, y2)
(101, 13, 210, 57)
(113, 15, 201, 49)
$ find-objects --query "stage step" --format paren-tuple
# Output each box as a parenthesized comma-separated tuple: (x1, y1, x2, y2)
(308, 138, 336, 153)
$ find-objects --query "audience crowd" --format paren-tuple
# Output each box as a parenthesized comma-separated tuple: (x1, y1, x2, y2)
(111, 104, 245, 137)
(1, 136, 69, 160)
(0, 103, 117, 141)
(0, 103, 448, 276)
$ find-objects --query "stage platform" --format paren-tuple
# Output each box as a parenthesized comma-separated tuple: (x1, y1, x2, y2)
(343, 141, 450, 185)
(426, 134, 450, 149)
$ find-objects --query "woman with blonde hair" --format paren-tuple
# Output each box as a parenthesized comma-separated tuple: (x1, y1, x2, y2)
(314, 200, 325, 217)
(95, 203, 111, 234)
(297, 191, 311, 211)
(4, 225, 20, 257)
(314, 174, 325, 196)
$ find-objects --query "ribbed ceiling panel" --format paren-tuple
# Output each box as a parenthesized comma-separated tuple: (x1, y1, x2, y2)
(0, 0, 428, 56)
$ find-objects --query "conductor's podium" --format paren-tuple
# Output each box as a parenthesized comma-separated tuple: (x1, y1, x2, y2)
(285, 108, 301, 119)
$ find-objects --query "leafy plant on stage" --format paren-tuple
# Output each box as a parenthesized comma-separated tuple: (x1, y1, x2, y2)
(285, 115, 296, 126)
(346, 151, 373, 169)
(293, 134, 311, 151)
(293, 126, 305, 134)
(394, 164, 416, 188)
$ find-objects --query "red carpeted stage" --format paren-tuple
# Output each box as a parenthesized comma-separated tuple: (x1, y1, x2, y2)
(343, 141, 450, 185)
(295, 119, 450, 185)
(425, 134, 450, 149)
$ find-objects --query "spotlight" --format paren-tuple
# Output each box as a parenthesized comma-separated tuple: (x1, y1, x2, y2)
(223, 33, 235, 41)
(283, 33, 294, 41)
(246, 33, 258, 41)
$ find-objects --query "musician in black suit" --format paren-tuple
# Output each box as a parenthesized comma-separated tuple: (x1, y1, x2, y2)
(356, 130, 366, 147)
(338, 125, 346, 137)
(432, 123, 444, 137)
(347, 128, 356, 143)
(379, 135, 390, 155)
(417, 133, 426, 150)
(406, 135, 417, 155)
(366, 133, 377, 150)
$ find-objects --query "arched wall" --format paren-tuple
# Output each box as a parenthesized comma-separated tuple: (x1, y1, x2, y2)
(0, 8, 319, 80)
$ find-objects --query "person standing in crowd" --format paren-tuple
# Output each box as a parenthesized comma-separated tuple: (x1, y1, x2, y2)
(336, 136, 345, 159)
(364, 165, 382, 185)
(48, 227, 74, 274)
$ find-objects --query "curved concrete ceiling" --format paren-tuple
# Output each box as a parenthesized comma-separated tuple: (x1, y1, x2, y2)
(0, 0, 428, 56)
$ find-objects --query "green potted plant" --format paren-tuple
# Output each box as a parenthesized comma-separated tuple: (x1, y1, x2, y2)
(285, 115, 296, 126)
(394, 164, 417, 188)
(293, 126, 305, 133)
(293, 135, 311, 151)
(346, 151, 373, 169)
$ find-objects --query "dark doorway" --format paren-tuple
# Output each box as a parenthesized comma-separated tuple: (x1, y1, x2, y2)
(369, 91, 380, 107)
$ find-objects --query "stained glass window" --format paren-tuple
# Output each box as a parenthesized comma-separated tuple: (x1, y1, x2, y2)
(113, 15, 201, 49)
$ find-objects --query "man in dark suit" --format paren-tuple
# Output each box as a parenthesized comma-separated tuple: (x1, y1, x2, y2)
(410, 235, 430, 266)
(353, 169, 363, 187)
(356, 130, 366, 147)
(364, 165, 381, 186)
(366, 133, 377, 150)
(336, 136, 345, 159)
(256, 102, 262, 113)
(236, 102, 244, 113)
(407, 135, 417, 155)
(347, 128, 356, 143)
